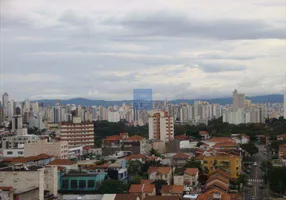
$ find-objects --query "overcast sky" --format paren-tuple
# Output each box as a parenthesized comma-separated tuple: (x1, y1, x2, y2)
(1, 0, 285, 101)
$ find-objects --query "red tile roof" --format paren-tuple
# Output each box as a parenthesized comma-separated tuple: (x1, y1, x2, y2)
(200, 131, 209, 135)
(47, 159, 75, 166)
(9, 154, 53, 163)
(0, 187, 13, 191)
(141, 180, 153, 184)
(129, 184, 155, 193)
(145, 197, 179, 200)
(207, 137, 234, 143)
(172, 153, 190, 159)
(148, 166, 171, 174)
(115, 194, 139, 200)
(104, 135, 122, 141)
(184, 168, 199, 176)
(174, 135, 188, 140)
(213, 142, 237, 148)
(161, 185, 184, 194)
(125, 135, 144, 141)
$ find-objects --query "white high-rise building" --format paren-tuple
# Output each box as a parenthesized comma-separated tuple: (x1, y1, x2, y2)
(148, 111, 174, 142)
(233, 89, 245, 111)
(108, 111, 120, 122)
(7, 100, 14, 121)
(24, 98, 31, 112)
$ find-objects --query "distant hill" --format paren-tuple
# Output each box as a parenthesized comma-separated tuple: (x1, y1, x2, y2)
(33, 94, 283, 107)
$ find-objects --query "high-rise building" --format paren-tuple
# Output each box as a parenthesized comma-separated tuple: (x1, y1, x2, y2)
(148, 111, 174, 142)
(232, 89, 245, 111)
(7, 100, 14, 121)
(60, 117, 94, 148)
(12, 115, 23, 131)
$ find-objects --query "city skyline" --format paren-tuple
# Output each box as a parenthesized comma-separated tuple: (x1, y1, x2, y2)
(1, 0, 285, 100)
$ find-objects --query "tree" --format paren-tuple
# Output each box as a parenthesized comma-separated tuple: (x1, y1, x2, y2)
(149, 148, 161, 157)
(240, 143, 258, 155)
(130, 175, 142, 184)
(152, 179, 168, 195)
(127, 160, 143, 176)
(235, 174, 248, 186)
(98, 180, 129, 194)
(184, 158, 203, 173)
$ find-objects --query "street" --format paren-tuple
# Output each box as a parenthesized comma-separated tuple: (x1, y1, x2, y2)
(243, 145, 270, 200)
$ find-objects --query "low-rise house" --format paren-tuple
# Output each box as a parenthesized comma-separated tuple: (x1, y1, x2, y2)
(277, 134, 286, 141)
(122, 135, 147, 154)
(231, 134, 250, 144)
(145, 196, 180, 200)
(58, 172, 105, 194)
(4, 153, 55, 167)
(161, 185, 184, 199)
(278, 144, 286, 160)
(184, 168, 199, 189)
(203, 154, 241, 179)
(171, 153, 192, 166)
(213, 142, 237, 150)
(0, 164, 58, 200)
(148, 167, 172, 184)
(129, 184, 156, 200)
(124, 154, 147, 163)
(199, 131, 210, 140)
(256, 134, 266, 144)
(107, 159, 128, 183)
(47, 159, 77, 171)
(197, 187, 237, 200)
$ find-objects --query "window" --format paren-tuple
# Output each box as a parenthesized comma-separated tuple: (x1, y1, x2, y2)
(7, 151, 13, 155)
(88, 180, 94, 187)
(79, 180, 86, 188)
(18, 151, 23, 155)
(70, 180, 77, 189)
(62, 180, 69, 189)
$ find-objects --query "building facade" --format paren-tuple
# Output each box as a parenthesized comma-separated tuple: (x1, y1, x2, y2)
(60, 117, 94, 148)
(148, 111, 174, 141)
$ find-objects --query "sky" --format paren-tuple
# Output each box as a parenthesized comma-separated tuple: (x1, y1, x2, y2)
(1, 0, 286, 101)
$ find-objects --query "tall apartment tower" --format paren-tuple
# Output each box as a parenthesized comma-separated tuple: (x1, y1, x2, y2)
(232, 89, 245, 112)
(148, 111, 174, 142)
(60, 117, 94, 148)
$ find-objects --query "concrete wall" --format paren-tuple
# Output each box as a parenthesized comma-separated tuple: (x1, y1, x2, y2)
(0, 169, 44, 200)
(44, 166, 58, 197)
(24, 139, 68, 159)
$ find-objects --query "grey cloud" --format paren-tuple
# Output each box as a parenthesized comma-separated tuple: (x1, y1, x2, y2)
(111, 13, 285, 40)
(193, 62, 247, 73)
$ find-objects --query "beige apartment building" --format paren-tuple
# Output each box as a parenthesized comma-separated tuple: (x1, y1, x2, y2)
(148, 111, 174, 142)
(60, 117, 94, 148)
(24, 138, 69, 159)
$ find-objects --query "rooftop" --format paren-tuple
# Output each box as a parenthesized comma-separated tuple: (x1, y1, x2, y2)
(0, 165, 43, 172)
(47, 159, 75, 166)
(129, 184, 155, 193)
(161, 185, 184, 194)
(184, 168, 199, 176)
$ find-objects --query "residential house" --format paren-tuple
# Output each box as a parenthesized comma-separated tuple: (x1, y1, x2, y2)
(184, 168, 199, 189)
(0, 187, 13, 200)
(47, 159, 77, 171)
(148, 167, 172, 184)
(0, 164, 58, 200)
(199, 131, 210, 140)
(102, 135, 123, 156)
(277, 134, 286, 141)
(161, 185, 184, 199)
(231, 134, 250, 144)
(171, 153, 191, 166)
(129, 184, 155, 200)
(4, 153, 55, 167)
(124, 154, 147, 163)
(107, 159, 128, 183)
(203, 154, 241, 179)
(278, 144, 286, 160)
(197, 188, 237, 200)
(58, 172, 105, 194)
(145, 196, 180, 200)
(205, 137, 235, 148)
(213, 142, 237, 150)
(256, 134, 266, 144)
(122, 135, 147, 154)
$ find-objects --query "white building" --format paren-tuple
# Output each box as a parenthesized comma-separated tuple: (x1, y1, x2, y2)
(108, 111, 120, 122)
(148, 111, 174, 141)
(7, 100, 14, 121)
